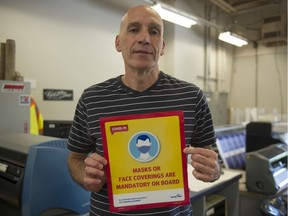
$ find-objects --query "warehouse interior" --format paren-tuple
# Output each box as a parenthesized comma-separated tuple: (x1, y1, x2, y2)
(0, 0, 287, 215)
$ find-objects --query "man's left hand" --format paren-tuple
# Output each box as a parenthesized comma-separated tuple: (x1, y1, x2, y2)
(183, 146, 221, 182)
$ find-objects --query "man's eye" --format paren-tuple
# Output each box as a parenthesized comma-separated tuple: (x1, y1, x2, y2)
(150, 29, 160, 35)
(128, 28, 139, 33)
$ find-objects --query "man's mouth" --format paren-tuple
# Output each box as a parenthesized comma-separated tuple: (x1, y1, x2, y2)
(133, 50, 152, 54)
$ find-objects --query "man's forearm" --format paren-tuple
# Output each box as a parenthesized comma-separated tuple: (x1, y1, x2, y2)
(67, 152, 87, 188)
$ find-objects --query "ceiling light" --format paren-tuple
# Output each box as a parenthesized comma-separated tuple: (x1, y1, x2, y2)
(218, 31, 248, 47)
(151, 3, 197, 28)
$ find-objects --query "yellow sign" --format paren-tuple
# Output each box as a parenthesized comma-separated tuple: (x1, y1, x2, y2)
(100, 111, 190, 212)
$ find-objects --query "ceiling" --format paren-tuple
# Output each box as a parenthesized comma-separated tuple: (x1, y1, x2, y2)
(206, 0, 287, 46)
(97, 0, 287, 46)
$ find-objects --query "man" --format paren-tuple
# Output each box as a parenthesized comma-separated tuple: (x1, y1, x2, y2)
(67, 5, 220, 216)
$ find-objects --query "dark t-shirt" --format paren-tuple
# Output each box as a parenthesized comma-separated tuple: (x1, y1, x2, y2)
(68, 72, 216, 216)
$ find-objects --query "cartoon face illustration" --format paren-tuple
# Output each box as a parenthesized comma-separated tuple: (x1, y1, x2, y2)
(128, 132, 160, 162)
(136, 135, 152, 154)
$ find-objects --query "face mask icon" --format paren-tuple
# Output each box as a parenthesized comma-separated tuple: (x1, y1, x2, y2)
(129, 132, 160, 162)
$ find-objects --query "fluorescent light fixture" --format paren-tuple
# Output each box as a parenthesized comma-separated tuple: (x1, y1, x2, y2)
(218, 31, 248, 47)
(151, 3, 197, 28)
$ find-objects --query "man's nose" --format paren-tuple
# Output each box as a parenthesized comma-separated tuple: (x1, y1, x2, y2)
(138, 31, 150, 44)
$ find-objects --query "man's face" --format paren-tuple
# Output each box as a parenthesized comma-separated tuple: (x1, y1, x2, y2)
(136, 138, 152, 154)
(115, 6, 165, 71)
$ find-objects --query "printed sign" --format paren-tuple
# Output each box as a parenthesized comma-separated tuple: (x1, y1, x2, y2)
(19, 95, 30, 106)
(2, 83, 25, 92)
(100, 111, 189, 212)
(43, 89, 73, 101)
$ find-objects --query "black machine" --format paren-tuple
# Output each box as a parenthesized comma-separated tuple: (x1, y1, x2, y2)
(246, 143, 288, 195)
(245, 122, 283, 152)
(0, 133, 89, 216)
(43, 120, 73, 138)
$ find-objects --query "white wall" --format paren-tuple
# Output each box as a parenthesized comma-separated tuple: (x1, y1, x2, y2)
(0, 0, 287, 123)
(0, 0, 125, 120)
(231, 45, 287, 117)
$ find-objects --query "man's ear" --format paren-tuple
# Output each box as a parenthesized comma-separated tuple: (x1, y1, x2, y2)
(115, 35, 121, 52)
(160, 39, 165, 56)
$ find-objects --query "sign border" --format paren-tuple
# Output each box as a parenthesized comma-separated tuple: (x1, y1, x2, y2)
(100, 111, 190, 212)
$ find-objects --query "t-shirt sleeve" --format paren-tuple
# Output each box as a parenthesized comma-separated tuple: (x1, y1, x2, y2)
(67, 93, 95, 153)
(190, 89, 216, 147)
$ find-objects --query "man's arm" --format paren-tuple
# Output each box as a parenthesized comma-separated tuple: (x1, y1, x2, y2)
(67, 152, 87, 187)
(67, 152, 107, 192)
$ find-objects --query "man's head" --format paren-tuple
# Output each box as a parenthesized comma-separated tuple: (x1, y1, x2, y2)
(115, 5, 165, 72)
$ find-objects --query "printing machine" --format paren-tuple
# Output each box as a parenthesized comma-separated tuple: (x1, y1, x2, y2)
(246, 143, 288, 195)
(0, 133, 90, 216)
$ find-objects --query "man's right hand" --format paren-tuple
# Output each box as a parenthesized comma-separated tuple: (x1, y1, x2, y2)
(67, 152, 107, 192)
(83, 153, 108, 192)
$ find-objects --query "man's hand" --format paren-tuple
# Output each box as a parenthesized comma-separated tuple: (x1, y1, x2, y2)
(183, 146, 221, 182)
(67, 152, 107, 192)
(83, 153, 108, 192)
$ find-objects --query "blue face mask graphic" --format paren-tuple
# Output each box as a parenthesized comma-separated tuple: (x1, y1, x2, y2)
(137, 145, 151, 154)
